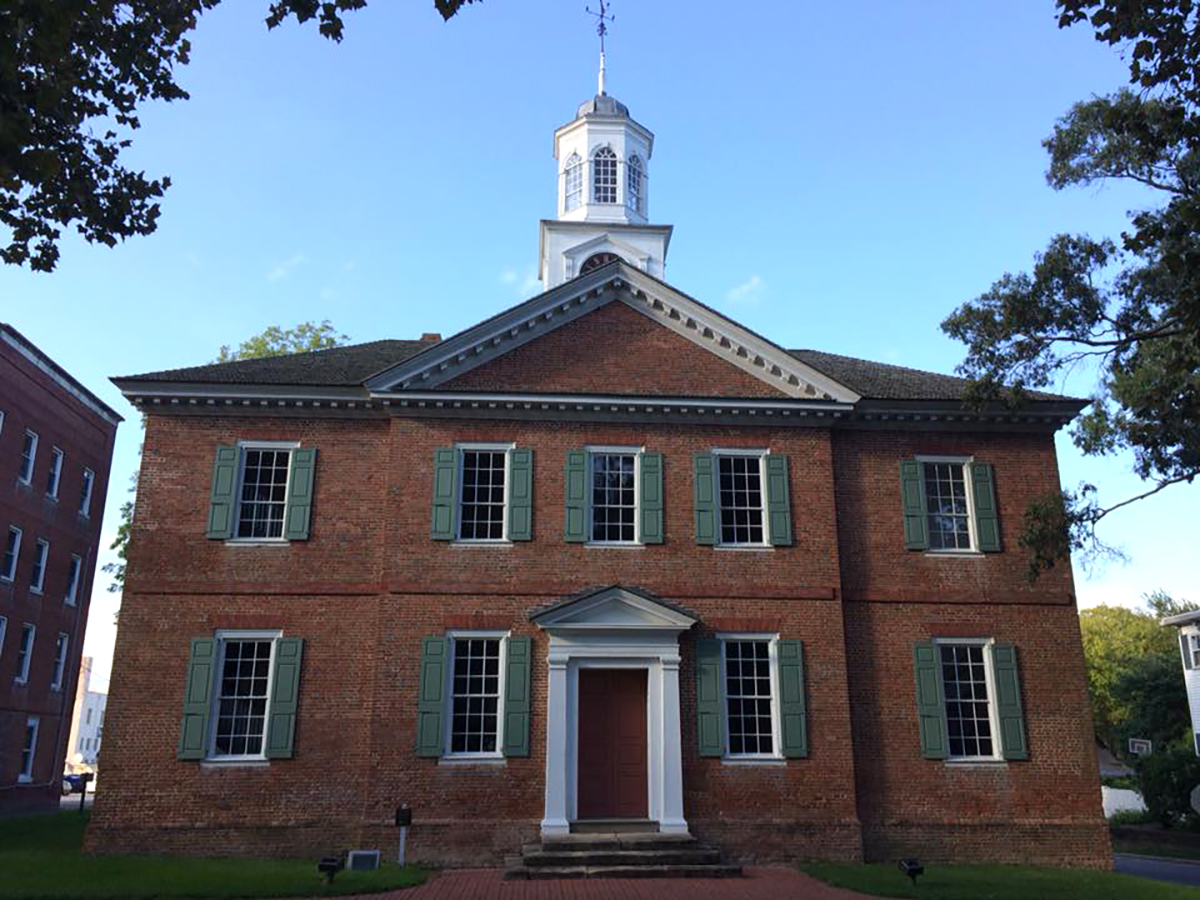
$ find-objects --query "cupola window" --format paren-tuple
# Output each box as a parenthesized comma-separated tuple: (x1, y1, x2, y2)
(592, 146, 618, 204)
(626, 154, 644, 214)
(563, 152, 583, 212)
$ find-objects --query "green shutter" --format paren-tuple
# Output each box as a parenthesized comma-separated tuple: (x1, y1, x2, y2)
(178, 637, 216, 760)
(696, 638, 724, 756)
(992, 643, 1029, 760)
(971, 462, 1001, 552)
(765, 455, 793, 546)
(564, 450, 588, 542)
(508, 449, 533, 541)
(265, 637, 304, 758)
(284, 449, 316, 540)
(900, 460, 929, 550)
(503, 637, 531, 757)
(913, 642, 948, 759)
(693, 454, 717, 546)
(430, 448, 458, 541)
(205, 445, 239, 539)
(416, 636, 448, 757)
(777, 640, 808, 758)
(640, 452, 664, 544)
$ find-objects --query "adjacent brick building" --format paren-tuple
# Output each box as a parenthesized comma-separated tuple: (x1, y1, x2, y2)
(0, 324, 120, 816)
(90, 86, 1109, 868)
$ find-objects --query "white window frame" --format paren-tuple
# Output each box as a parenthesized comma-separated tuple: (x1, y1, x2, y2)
(206, 629, 282, 762)
(563, 152, 583, 213)
(0, 616, 6, 661)
(1, 526, 20, 582)
(79, 467, 95, 518)
(29, 538, 49, 595)
(917, 455, 979, 554)
(454, 442, 514, 544)
(442, 630, 509, 760)
(51, 632, 68, 691)
(626, 154, 644, 214)
(933, 636, 1003, 762)
(592, 145, 618, 204)
(45, 447, 63, 499)
(1190, 634, 1200, 669)
(712, 448, 772, 548)
(585, 445, 643, 546)
(15, 623, 35, 684)
(18, 429, 38, 485)
(230, 441, 299, 543)
(19, 716, 39, 783)
(718, 632, 784, 761)
(65, 554, 82, 606)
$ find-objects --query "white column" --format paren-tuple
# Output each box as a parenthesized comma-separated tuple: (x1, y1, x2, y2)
(541, 655, 571, 837)
(658, 652, 688, 834)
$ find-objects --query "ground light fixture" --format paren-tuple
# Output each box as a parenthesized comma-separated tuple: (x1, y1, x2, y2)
(898, 858, 924, 886)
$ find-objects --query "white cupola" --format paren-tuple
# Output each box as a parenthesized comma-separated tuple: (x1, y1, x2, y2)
(539, 70, 673, 289)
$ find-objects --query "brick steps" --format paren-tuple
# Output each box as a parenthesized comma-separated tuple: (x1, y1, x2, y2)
(505, 831, 741, 880)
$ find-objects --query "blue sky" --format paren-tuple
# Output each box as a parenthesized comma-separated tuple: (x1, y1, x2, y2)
(2, 1, 1195, 689)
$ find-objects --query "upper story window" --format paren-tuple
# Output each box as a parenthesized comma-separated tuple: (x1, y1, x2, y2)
(30, 539, 48, 594)
(236, 445, 294, 540)
(46, 447, 63, 499)
(1, 526, 20, 582)
(430, 443, 531, 544)
(20, 716, 39, 782)
(65, 555, 82, 606)
(717, 451, 767, 546)
(18, 430, 38, 484)
(626, 154, 643, 214)
(459, 447, 509, 541)
(563, 152, 583, 212)
(591, 450, 638, 543)
(592, 146, 617, 204)
(79, 468, 94, 518)
(901, 457, 1000, 554)
(923, 460, 973, 550)
(51, 633, 69, 691)
(205, 443, 316, 543)
(15, 623, 35, 683)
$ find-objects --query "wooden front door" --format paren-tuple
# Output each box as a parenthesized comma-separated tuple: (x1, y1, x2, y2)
(577, 668, 648, 819)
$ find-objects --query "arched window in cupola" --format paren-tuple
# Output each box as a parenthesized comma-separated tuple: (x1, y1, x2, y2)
(626, 154, 644, 214)
(563, 152, 583, 213)
(592, 146, 618, 204)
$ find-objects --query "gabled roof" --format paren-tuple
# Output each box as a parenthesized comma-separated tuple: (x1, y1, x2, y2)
(529, 584, 697, 631)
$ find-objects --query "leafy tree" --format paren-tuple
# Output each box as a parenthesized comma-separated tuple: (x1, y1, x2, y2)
(1113, 651, 1190, 752)
(942, 2, 1200, 580)
(1, 0, 476, 272)
(103, 320, 349, 590)
(1137, 739, 1200, 827)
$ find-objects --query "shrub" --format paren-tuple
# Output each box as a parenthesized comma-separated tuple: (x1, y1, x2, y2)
(1138, 740, 1200, 827)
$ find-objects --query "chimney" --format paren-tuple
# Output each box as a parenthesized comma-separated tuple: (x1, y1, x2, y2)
(420, 332, 442, 342)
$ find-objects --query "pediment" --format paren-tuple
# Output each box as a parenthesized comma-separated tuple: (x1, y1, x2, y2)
(530, 586, 696, 632)
(365, 262, 860, 403)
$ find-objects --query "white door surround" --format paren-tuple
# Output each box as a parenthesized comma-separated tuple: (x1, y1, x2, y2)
(531, 586, 696, 837)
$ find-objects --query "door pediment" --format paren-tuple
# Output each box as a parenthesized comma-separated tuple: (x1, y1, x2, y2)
(530, 585, 696, 633)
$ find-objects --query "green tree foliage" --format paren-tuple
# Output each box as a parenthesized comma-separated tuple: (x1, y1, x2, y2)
(102, 320, 350, 591)
(1, 0, 477, 271)
(1114, 652, 1190, 752)
(941, 2, 1200, 580)
(1137, 740, 1200, 827)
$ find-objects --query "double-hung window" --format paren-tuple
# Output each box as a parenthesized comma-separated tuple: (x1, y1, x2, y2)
(65, 555, 82, 605)
(18, 430, 38, 484)
(15, 624, 35, 683)
(936, 639, 1001, 761)
(79, 468, 94, 518)
(721, 636, 780, 759)
(1, 526, 19, 581)
(590, 448, 639, 543)
(695, 450, 792, 548)
(458, 446, 509, 541)
(30, 539, 48, 594)
(923, 459, 974, 551)
(901, 457, 1001, 553)
(431, 443, 532, 543)
(1190, 634, 1200, 669)
(0, 616, 6, 659)
(210, 631, 279, 760)
(717, 452, 767, 546)
(46, 448, 63, 499)
(445, 632, 507, 757)
(20, 716, 39, 782)
(234, 443, 295, 540)
(51, 633, 68, 691)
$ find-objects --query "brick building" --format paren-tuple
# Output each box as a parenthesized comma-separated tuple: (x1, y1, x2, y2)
(91, 86, 1109, 868)
(1, 324, 120, 815)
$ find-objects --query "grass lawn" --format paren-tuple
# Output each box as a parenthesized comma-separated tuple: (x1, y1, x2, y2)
(800, 862, 1199, 900)
(1, 813, 428, 899)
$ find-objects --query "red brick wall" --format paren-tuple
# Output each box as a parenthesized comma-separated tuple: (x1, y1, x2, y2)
(440, 300, 787, 398)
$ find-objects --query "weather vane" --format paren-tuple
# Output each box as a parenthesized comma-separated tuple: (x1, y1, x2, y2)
(585, 0, 614, 94)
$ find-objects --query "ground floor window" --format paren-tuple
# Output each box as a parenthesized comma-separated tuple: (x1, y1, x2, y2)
(211, 634, 277, 759)
(20, 716, 39, 782)
(447, 634, 505, 756)
(722, 637, 778, 757)
(939, 641, 997, 760)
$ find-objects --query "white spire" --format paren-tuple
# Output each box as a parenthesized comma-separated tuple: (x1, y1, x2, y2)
(598, 50, 606, 95)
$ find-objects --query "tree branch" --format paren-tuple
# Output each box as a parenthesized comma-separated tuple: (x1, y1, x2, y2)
(1093, 472, 1199, 524)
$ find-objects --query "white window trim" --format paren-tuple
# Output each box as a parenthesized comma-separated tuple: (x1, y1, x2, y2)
(585, 445, 644, 547)
(0, 616, 6, 661)
(65, 554, 82, 606)
(19, 716, 39, 783)
(717, 632, 785, 762)
(30, 538, 49, 594)
(15, 623, 35, 684)
(1190, 634, 1200, 669)
(1, 526, 20, 582)
(46, 447, 63, 499)
(916, 455, 980, 555)
(711, 448, 772, 549)
(205, 629, 282, 762)
(933, 636, 1003, 763)
(442, 630, 510, 760)
(79, 467, 95, 518)
(51, 633, 68, 691)
(454, 442, 515, 544)
(228, 441, 300, 544)
(18, 429, 38, 485)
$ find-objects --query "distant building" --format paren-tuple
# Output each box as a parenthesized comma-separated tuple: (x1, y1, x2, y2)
(0, 325, 121, 815)
(1162, 611, 1200, 755)
(65, 656, 107, 768)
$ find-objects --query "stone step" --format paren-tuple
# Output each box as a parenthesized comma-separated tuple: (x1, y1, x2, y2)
(570, 818, 659, 835)
(520, 847, 723, 868)
(537, 833, 698, 853)
(505, 862, 743, 881)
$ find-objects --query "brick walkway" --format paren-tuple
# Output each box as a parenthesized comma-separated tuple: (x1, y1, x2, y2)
(378, 867, 871, 899)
